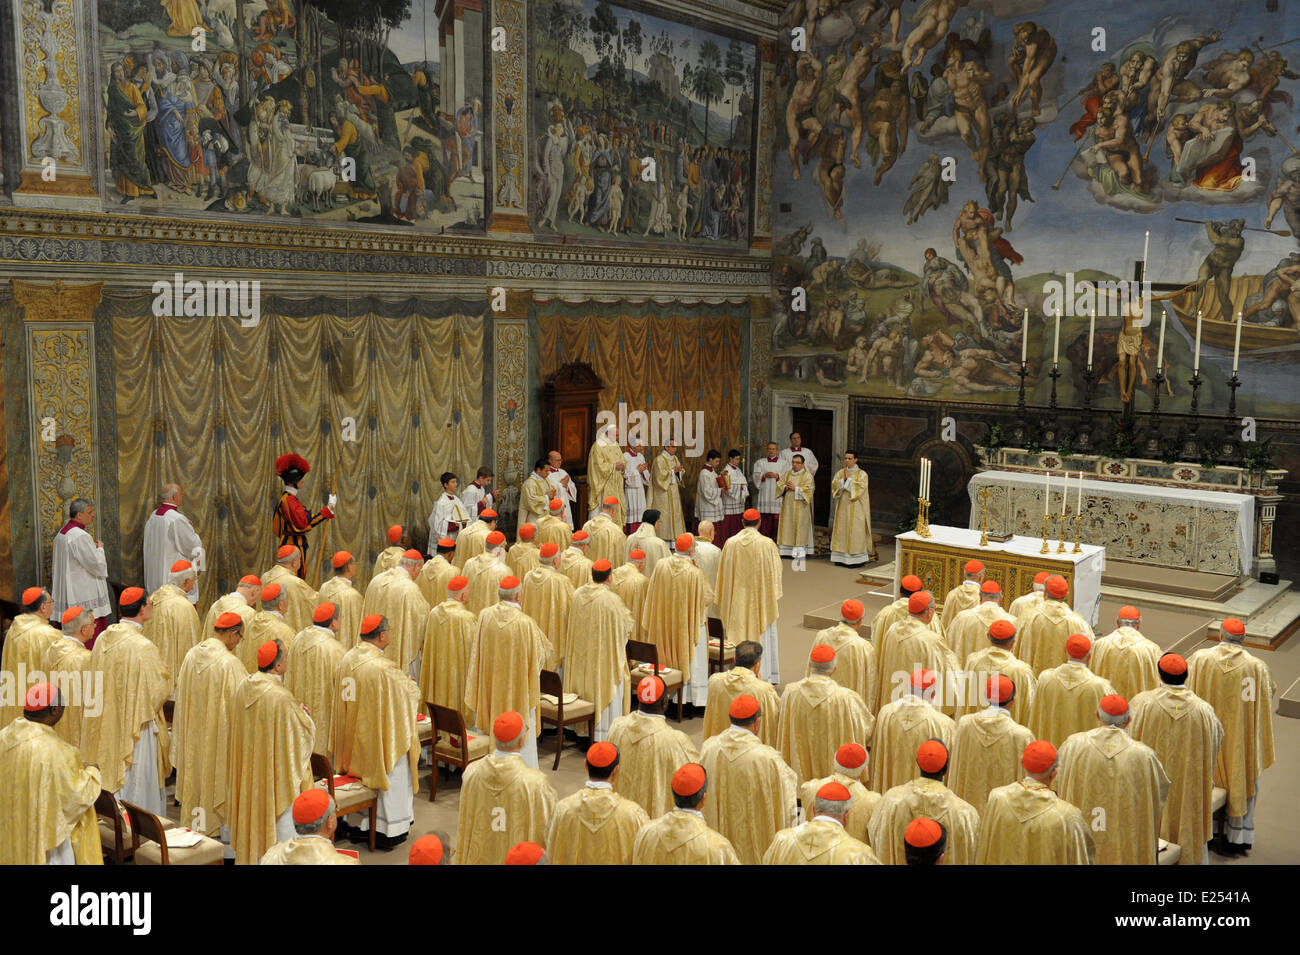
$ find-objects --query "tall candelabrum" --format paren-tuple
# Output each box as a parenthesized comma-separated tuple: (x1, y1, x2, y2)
(1014, 360, 1029, 444)
(1224, 371, 1242, 457)
(1145, 367, 1166, 456)
(1056, 512, 1069, 554)
(1039, 513, 1051, 554)
(1076, 364, 1097, 450)
(1181, 368, 1203, 459)
(914, 497, 932, 538)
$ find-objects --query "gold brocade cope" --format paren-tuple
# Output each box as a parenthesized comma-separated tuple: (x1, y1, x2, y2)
(948, 708, 1034, 815)
(829, 468, 874, 558)
(806, 623, 877, 713)
(362, 567, 403, 619)
(318, 576, 363, 649)
(607, 712, 699, 818)
(870, 776, 980, 865)
(506, 541, 541, 579)
(581, 513, 626, 568)
(465, 603, 551, 735)
(203, 594, 253, 638)
(631, 809, 740, 865)
(239, 612, 295, 674)
(416, 555, 457, 610)
(1187, 644, 1276, 817)
(261, 566, 319, 634)
(1058, 726, 1170, 865)
(520, 566, 574, 670)
(875, 616, 959, 715)
(626, 525, 669, 578)
(537, 516, 573, 552)
(640, 555, 712, 671)
(798, 774, 881, 846)
(174, 638, 246, 833)
(1009, 590, 1045, 626)
(562, 584, 633, 714)
(145, 584, 202, 680)
(545, 786, 649, 865)
(702, 667, 781, 748)
(589, 445, 628, 528)
(700, 725, 798, 865)
(716, 527, 782, 645)
(1, 618, 61, 729)
(372, 546, 404, 580)
(420, 600, 479, 728)
(1026, 663, 1116, 749)
(939, 582, 981, 634)
(648, 454, 684, 538)
(456, 753, 557, 865)
(560, 549, 594, 590)
(946, 601, 1015, 668)
(1017, 600, 1096, 676)
(778, 675, 874, 786)
(0, 720, 102, 865)
(763, 819, 881, 865)
(333, 643, 420, 791)
(81, 624, 173, 793)
(285, 626, 346, 757)
(463, 552, 509, 616)
(42, 638, 91, 749)
(776, 469, 815, 550)
(1091, 628, 1162, 703)
(452, 522, 489, 569)
(379, 573, 431, 671)
(959, 646, 1037, 724)
(975, 779, 1096, 865)
(869, 696, 955, 794)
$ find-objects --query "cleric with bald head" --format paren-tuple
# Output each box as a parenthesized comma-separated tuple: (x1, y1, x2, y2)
(143, 482, 204, 602)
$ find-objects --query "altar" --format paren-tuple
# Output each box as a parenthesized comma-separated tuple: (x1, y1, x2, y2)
(969, 467, 1254, 576)
(894, 525, 1105, 627)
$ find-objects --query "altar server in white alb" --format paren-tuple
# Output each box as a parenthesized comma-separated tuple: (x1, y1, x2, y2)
(779, 431, 819, 477)
(460, 466, 496, 516)
(623, 440, 651, 534)
(717, 449, 749, 549)
(547, 450, 579, 529)
(751, 441, 784, 541)
(51, 498, 112, 639)
(829, 450, 877, 566)
(429, 471, 472, 545)
(695, 450, 727, 529)
(143, 483, 203, 604)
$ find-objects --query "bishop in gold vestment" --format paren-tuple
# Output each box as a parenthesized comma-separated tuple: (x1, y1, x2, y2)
(1057, 695, 1170, 865)
(975, 741, 1095, 865)
(1, 588, 61, 730)
(946, 581, 1014, 668)
(261, 546, 319, 633)
(640, 539, 713, 706)
(1091, 606, 1161, 703)
(1027, 635, 1116, 749)
(869, 740, 979, 865)
(520, 546, 573, 670)
(948, 676, 1033, 815)
(702, 640, 781, 748)
(648, 444, 686, 539)
(144, 560, 202, 682)
(775, 458, 815, 557)
(464, 535, 510, 616)
(1130, 654, 1223, 865)
(562, 563, 634, 739)
(319, 551, 364, 649)
(457, 712, 557, 865)
(631, 763, 740, 865)
(588, 425, 628, 526)
(608, 677, 700, 818)
(699, 695, 798, 865)
(807, 600, 878, 712)
(798, 743, 881, 845)
(507, 526, 542, 579)
(779, 645, 875, 785)
(764, 781, 880, 864)
(285, 604, 347, 757)
(546, 741, 649, 865)
(610, 552, 650, 642)
(420, 576, 478, 729)
(828, 452, 877, 565)
(716, 514, 783, 684)
(1017, 576, 1094, 675)
(870, 670, 955, 794)
(939, 560, 986, 634)
(582, 498, 627, 568)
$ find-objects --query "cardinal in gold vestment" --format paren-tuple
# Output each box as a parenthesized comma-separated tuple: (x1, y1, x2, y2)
(174, 618, 246, 841)
(699, 695, 798, 865)
(641, 543, 713, 704)
(1130, 654, 1223, 865)
(1057, 695, 1170, 865)
(507, 530, 542, 579)
(464, 536, 510, 615)
(1016, 576, 1094, 675)
(537, 504, 574, 552)
(702, 641, 781, 748)
(145, 572, 202, 683)
(561, 536, 595, 589)
(457, 712, 557, 865)
(319, 552, 364, 649)
(939, 561, 986, 634)
(716, 517, 783, 684)
(240, 587, 296, 673)
(1008, 572, 1049, 625)
(875, 593, 959, 716)
(1091, 607, 1161, 703)
(975, 740, 1095, 865)
(202, 576, 259, 637)
(561, 570, 634, 738)
(945, 583, 1015, 667)
(608, 677, 700, 818)
(630, 762, 740, 865)
(285, 607, 347, 757)
(420, 577, 478, 729)
(262, 547, 319, 633)
(779, 645, 874, 785)
(260, 791, 358, 865)
(870, 670, 955, 794)
(582, 500, 627, 568)
(546, 742, 649, 865)
(521, 548, 573, 670)
(1026, 635, 1116, 748)
(379, 552, 433, 675)
(0, 687, 101, 866)
(372, 525, 407, 579)
(775, 462, 815, 557)
(959, 622, 1037, 724)
(228, 654, 315, 865)
(807, 601, 878, 712)
(416, 544, 458, 609)
(869, 740, 980, 865)
(610, 554, 650, 642)
(764, 781, 880, 864)
(452, 515, 493, 569)
(588, 426, 628, 527)
(43, 625, 92, 749)
(869, 575, 943, 646)
(948, 677, 1033, 815)
(1, 589, 61, 730)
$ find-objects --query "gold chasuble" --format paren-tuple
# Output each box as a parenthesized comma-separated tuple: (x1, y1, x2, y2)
(700, 725, 798, 865)
(1018, 601, 1095, 675)
(609, 564, 650, 642)
(174, 638, 246, 835)
(318, 576, 363, 649)
(537, 516, 573, 552)
(641, 554, 713, 671)
(416, 555, 457, 610)
(456, 752, 557, 865)
(239, 611, 295, 673)
(939, 581, 981, 634)
(465, 602, 551, 735)
(829, 467, 875, 560)
(582, 513, 627, 568)
(521, 565, 573, 670)
(870, 696, 955, 794)
(778, 675, 875, 785)
(81, 623, 172, 794)
(716, 527, 783, 643)
(1009, 589, 1045, 626)
(764, 818, 880, 865)
(260, 565, 318, 633)
(42, 638, 91, 749)
(948, 708, 1033, 815)
(799, 775, 882, 846)
(869, 777, 980, 865)
(876, 618, 959, 715)
(775, 468, 815, 552)
(632, 809, 740, 865)
(588, 435, 627, 527)
(947, 602, 1016, 671)
(607, 712, 699, 818)
(976, 778, 1096, 865)
(380, 573, 431, 672)
(372, 546, 404, 580)
(546, 783, 649, 865)
(703, 668, 781, 748)
(452, 521, 489, 569)
(333, 643, 421, 793)
(1188, 643, 1276, 818)
(648, 454, 686, 539)
(960, 646, 1037, 724)
(260, 834, 359, 865)
(228, 672, 314, 865)
(463, 552, 509, 616)
(562, 584, 633, 716)
(421, 599, 479, 728)
(285, 626, 346, 756)
(561, 548, 595, 590)
(1058, 726, 1170, 865)
(520, 475, 554, 530)
(1091, 627, 1162, 702)
(0, 719, 101, 865)
(202, 593, 253, 638)
(362, 567, 402, 619)
(507, 541, 541, 579)
(807, 624, 878, 713)
(869, 598, 943, 645)
(1, 617, 61, 729)
(1129, 685, 1223, 865)
(144, 584, 202, 681)
(1027, 663, 1116, 749)
(626, 525, 670, 576)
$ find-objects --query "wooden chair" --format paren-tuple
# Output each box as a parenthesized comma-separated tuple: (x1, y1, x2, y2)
(707, 617, 735, 675)
(121, 801, 223, 865)
(626, 640, 684, 721)
(426, 703, 490, 801)
(538, 669, 596, 770)
(95, 790, 133, 865)
(311, 753, 379, 852)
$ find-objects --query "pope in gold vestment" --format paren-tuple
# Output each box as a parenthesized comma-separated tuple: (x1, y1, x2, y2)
(948, 707, 1033, 815)
(975, 778, 1095, 865)
(699, 724, 798, 865)
(260, 834, 359, 865)
(456, 752, 557, 865)
(631, 808, 740, 865)
(702, 666, 781, 748)
(0, 718, 101, 864)
(869, 776, 980, 865)
(1058, 725, 1170, 864)
(546, 781, 649, 865)
(588, 432, 627, 528)
(1027, 662, 1116, 749)
(763, 817, 880, 864)
(174, 637, 246, 836)
(870, 695, 955, 794)
(1091, 627, 1162, 702)
(607, 711, 699, 818)
(778, 674, 875, 785)
(285, 625, 346, 756)
(144, 583, 202, 682)
(421, 597, 479, 729)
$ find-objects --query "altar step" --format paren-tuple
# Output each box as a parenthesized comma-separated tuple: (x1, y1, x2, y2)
(1104, 560, 1238, 602)
(1278, 671, 1300, 720)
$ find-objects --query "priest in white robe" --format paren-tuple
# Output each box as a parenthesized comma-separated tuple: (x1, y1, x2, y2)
(695, 450, 726, 530)
(751, 441, 784, 541)
(547, 450, 580, 528)
(623, 441, 651, 533)
(778, 430, 819, 476)
(142, 483, 203, 603)
(51, 498, 111, 641)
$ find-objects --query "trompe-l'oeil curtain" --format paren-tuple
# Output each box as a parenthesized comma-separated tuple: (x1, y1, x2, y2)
(111, 295, 485, 609)
(537, 301, 744, 510)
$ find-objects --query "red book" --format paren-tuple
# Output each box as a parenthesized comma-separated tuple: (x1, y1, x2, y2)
(332, 774, 360, 787)
(336, 848, 360, 859)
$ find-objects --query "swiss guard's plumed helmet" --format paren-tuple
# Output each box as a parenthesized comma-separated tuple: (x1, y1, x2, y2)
(275, 453, 310, 485)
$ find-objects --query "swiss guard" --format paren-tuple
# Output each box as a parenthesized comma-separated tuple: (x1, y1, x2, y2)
(272, 453, 335, 578)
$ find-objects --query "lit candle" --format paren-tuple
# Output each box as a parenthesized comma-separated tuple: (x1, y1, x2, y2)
(1156, 308, 1166, 368)
(1142, 230, 1150, 272)
(1061, 471, 1068, 518)
(925, 459, 931, 499)
(1086, 310, 1095, 369)
(1053, 310, 1061, 366)
(1232, 311, 1242, 374)
(1077, 470, 1083, 515)
(918, 458, 925, 500)
(1044, 470, 1050, 516)
(1021, 308, 1029, 364)
(1194, 310, 1202, 374)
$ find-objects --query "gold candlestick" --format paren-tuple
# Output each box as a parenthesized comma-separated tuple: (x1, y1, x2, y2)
(914, 498, 933, 538)
(978, 486, 991, 547)
(1072, 513, 1083, 553)
(1055, 511, 1068, 554)
(1040, 513, 1050, 554)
